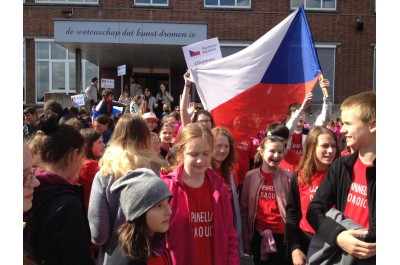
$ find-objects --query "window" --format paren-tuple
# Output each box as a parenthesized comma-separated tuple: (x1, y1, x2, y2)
(204, 0, 250, 8)
(83, 60, 99, 91)
(35, 40, 99, 103)
(135, 0, 168, 6)
(291, 0, 336, 11)
(312, 45, 336, 104)
(35, 0, 98, 4)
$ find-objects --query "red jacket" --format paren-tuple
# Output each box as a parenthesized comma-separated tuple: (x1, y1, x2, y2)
(162, 164, 240, 265)
(79, 158, 99, 213)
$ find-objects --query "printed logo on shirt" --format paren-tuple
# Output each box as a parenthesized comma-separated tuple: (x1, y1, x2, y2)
(309, 186, 318, 201)
(346, 182, 368, 209)
(191, 211, 213, 238)
(260, 184, 275, 199)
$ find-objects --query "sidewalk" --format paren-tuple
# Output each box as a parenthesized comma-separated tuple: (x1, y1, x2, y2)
(241, 255, 254, 265)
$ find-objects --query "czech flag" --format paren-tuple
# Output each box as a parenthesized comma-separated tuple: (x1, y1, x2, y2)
(190, 6, 322, 143)
(189, 50, 201, 57)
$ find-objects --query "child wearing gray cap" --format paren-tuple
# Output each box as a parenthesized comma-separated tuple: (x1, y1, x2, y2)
(108, 168, 173, 265)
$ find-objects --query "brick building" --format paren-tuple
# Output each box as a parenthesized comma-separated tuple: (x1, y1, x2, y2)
(23, 0, 376, 112)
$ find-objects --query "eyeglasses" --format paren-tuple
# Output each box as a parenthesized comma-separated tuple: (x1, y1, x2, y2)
(266, 135, 285, 142)
(23, 168, 37, 188)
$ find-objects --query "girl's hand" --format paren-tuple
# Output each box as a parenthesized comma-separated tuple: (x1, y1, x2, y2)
(183, 70, 190, 81)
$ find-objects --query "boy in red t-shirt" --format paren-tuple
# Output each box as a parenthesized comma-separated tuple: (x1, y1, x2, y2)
(307, 91, 376, 262)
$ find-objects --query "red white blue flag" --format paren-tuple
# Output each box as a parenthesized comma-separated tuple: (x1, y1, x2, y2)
(190, 6, 322, 142)
(189, 50, 201, 57)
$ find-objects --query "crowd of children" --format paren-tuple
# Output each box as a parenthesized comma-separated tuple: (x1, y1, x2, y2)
(22, 72, 376, 265)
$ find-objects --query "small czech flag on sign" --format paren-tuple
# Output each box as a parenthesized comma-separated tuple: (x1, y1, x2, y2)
(189, 50, 201, 57)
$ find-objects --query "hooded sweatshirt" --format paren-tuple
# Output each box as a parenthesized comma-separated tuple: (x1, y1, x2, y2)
(24, 168, 94, 265)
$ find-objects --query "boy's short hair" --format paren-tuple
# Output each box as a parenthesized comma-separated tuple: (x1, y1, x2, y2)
(91, 77, 98, 83)
(102, 89, 113, 98)
(23, 107, 37, 116)
(265, 122, 290, 140)
(341, 91, 376, 123)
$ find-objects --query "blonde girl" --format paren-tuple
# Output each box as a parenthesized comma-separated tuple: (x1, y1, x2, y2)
(88, 114, 164, 265)
(162, 123, 240, 265)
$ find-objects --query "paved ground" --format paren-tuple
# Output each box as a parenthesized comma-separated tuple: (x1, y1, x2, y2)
(241, 255, 255, 265)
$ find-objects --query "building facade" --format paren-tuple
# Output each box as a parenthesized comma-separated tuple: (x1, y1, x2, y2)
(23, 0, 376, 111)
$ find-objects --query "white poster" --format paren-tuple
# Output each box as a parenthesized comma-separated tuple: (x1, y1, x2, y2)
(101, 78, 115, 89)
(182, 37, 222, 69)
(71, 94, 85, 106)
(117, 64, 126, 76)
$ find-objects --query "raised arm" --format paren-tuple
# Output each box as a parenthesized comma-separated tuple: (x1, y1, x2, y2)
(314, 79, 332, 127)
(180, 70, 192, 127)
(286, 92, 313, 135)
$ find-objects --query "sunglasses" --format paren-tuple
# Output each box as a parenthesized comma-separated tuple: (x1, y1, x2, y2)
(266, 135, 285, 142)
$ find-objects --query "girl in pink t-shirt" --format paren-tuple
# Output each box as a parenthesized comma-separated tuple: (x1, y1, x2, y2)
(162, 123, 239, 265)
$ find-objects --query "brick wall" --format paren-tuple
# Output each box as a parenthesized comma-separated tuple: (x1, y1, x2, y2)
(23, 1, 376, 106)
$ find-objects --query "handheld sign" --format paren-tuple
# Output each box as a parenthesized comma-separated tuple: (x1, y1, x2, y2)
(71, 94, 85, 106)
(117, 65, 126, 76)
(182, 37, 222, 69)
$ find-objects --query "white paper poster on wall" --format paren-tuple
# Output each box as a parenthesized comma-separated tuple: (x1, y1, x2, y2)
(101, 78, 115, 89)
(182, 37, 222, 69)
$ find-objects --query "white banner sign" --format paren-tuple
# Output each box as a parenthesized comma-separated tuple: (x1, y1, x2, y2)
(182, 37, 222, 69)
(117, 65, 126, 76)
(101, 78, 115, 89)
(71, 94, 85, 106)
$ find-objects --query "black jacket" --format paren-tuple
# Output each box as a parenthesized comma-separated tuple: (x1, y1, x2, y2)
(285, 170, 314, 254)
(24, 169, 94, 265)
(109, 246, 172, 265)
(306, 151, 376, 247)
(108, 246, 146, 265)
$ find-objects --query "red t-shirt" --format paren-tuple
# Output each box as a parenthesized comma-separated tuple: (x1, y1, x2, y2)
(184, 177, 214, 265)
(279, 149, 301, 173)
(298, 170, 326, 234)
(234, 138, 257, 186)
(289, 131, 303, 155)
(344, 157, 370, 228)
(255, 169, 284, 234)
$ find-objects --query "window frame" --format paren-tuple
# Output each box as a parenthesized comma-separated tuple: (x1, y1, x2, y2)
(314, 44, 337, 104)
(35, 0, 99, 4)
(204, 0, 251, 9)
(134, 0, 169, 7)
(34, 39, 99, 104)
(290, 0, 337, 11)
